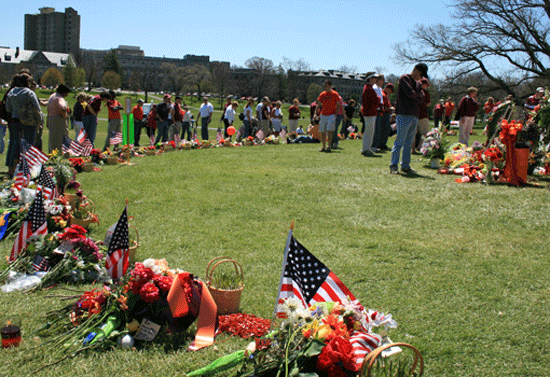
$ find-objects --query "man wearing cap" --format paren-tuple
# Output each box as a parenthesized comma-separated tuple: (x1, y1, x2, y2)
(155, 94, 173, 143)
(199, 96, 213, 140)
(390, 63, 428, 174)
(524, 87, 545, 116)
(132, 99, 144, 147)
(361, 73, 380, 156)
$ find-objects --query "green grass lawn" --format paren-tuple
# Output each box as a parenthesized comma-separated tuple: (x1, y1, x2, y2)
(0, 96, 549, 376)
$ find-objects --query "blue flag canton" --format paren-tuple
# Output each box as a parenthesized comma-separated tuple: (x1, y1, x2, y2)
(284, 236, 330, 303)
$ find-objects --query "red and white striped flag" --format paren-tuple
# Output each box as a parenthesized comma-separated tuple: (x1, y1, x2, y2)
(349, 332, 382, 370)
(14, 156, 31, 191)
(105, 206, 129, 280)
(20, 139, 48, 169)
(76, 129, 87, 144)
(62, 135, 84, 156)
(32, 254, 51, 272)
(36, 165, 59, 200)
(109, 131, 123, 146)
(150, 134, 156, 146)
(10, 191, 47, 262)
(81, 137, 93, 156)
(274, 232, 359, 317)
(216, 128, 223, 143)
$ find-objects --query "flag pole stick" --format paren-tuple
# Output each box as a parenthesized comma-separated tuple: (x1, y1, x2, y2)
(272, 221, 294, 320)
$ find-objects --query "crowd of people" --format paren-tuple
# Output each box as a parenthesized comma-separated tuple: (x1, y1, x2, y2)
(0, 67, 546, 178)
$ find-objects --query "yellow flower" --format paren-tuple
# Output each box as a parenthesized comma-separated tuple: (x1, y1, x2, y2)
(58, 220, 67, 228)
(314, 324, 332, 341)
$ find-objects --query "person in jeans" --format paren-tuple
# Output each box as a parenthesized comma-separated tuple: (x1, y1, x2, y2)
(390, 63, 428, 174)
(199, 96, 213, 140)
(155, 94, 173, 144)
(181, 105, 193, 141)
(83, 90, 110, 146)
(243, 98, 254, 138)
(132, 99, 144, 146)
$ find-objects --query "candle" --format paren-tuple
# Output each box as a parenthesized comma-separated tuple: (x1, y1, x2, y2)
(1, 320, 21, 348)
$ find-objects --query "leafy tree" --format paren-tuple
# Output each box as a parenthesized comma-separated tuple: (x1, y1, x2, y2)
(210, 62, 231, 108)
(395, 0, 550, 97)
(41, 67, 64, 87)
(103, 51, 122, 76)
(307, 83, 323, 105)
(183, 64, 212, 99)
(63, 61, 85, 89)
(101, 70, 121, 90)
(129, 70, 158, 102)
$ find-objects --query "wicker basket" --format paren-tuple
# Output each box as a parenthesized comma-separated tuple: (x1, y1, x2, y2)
(106, 157, 118, 165)
(145, 150, 156, 156)
(69, 198, 96, 229)
(359, 342, 424, 377)
(128, 225, 140, 265)
(81, 163, 94, 172)
(206, 257, 244, 315)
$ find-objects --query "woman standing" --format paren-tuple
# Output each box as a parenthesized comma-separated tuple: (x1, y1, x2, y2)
(271, 101, 283, 135)
(243, 98, 254, 138)
(72, 92, 88, 138)
(288, 98, 301, 133)
(47, 84, 70, 153)
(5, 73, 43, 177)
(82, 90, 110, 146)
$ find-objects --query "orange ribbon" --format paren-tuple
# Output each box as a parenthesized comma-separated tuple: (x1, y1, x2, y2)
(167, 273, 217, 351)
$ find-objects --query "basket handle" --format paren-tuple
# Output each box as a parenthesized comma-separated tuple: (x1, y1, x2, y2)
(205, 257, 243, 286)
(360, 342, 424, 377)
(129, 224, 139, 246)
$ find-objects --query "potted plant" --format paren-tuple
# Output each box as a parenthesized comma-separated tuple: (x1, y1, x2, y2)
(420, 129, 450, 168)
(205, 257, 244, 315)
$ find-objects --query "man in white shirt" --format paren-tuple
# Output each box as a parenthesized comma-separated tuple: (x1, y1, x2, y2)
(199, 96, 213, 140)
(372, 74, 385, 152)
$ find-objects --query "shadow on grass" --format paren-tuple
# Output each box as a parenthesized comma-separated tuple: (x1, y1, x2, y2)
(400, 172, 436, 180)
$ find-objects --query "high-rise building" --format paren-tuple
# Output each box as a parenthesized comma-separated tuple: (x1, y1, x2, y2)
(24, 7, 80, 58)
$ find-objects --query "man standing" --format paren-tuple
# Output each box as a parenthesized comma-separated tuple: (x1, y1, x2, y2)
(443, 97, 455, 131)
(169, 96, 183, 142)
(389, 63, 428, 174)
(371, 74, 385, 151)
(103, 90, 123, 151)
(457, 86, 479, 146)
(376, 82, 394, 150)
(315, 80, 342, 152)
(132, 99, 144, 147)
(260, 98, 272, 135)
(361, 74, 380, 156)
(199, 96, 213, 141)
(155, 94, 173, 144)
(524, 87, 545, 117)
(433, 99, 445, 130)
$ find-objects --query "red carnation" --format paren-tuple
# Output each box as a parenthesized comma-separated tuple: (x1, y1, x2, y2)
(153, 275, 173, 291)
(139, 282, 160, 303)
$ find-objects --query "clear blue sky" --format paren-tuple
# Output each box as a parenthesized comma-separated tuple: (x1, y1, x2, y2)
(1, 0, 454, 78)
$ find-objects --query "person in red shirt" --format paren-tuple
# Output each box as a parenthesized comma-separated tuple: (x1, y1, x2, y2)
(83, 90, 110, 146)
(483, 97, 495, 123)
(361, 74, 381, 156)
(103, 90, 123, 151)
(132, 99, 144, 146)
(145, 104, 158, 143)
(315, 80, 342, 152)
(443, 97, 455, 131)
(433, 99, 445, 129)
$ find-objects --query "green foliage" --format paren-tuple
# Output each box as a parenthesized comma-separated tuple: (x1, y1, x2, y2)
(40, 67, 64, 87)
(307, 83, 322, 104)
(103, 51, 122, 76)
(102, 70, 122, 90)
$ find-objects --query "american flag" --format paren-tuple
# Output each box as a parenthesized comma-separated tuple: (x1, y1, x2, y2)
(32, 253, 50, 272)
(216, 128, 223, 143)
(36, 165, 59, 200)
(62, 135, 84, 156)
(105, 206, 129, 280)
(81, 138, 93, 157)
(109, 131, 123, 146)
(14, 156, 31, 191)
(349, 332, 382, 370)
(275, 234, 359, 316)
(256, 129, 265, 141)
(9, 191, 47, 262)
(20, 139, 48, 169)
(150, 134, 156, 146)
(76, 129, 87, 144)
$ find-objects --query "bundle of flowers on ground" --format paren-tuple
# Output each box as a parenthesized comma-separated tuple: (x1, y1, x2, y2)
(188, 298, 398, 377)
(0, 224, 107, 292)
(420, 128, 450, 165)
(33, 259, 215, 370)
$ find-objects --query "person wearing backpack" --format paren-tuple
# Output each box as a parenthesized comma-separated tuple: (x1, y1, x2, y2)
(5, 73, 43, 177)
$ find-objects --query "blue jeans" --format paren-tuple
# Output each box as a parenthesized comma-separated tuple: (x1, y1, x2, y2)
(182, 121, 192, 141)
(243, 119, 251, 138)
(390, 115, 418, 169)
(155, 120, 169, 144)
(82, 114, 98, 145)
(201, 117, 210, 140)
(0, 124, 6, 154)
(331, 114, 344, 148)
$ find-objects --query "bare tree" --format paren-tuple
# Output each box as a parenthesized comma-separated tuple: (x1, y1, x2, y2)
(183, 64, 212, 99)
(245, 57, 275, 98)
(395, 0, 550, 98)
(129, 69, 158, 102)
(210, 62, 231, 108)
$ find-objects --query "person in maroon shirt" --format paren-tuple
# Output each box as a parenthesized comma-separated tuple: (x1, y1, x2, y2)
(82, 90, 110, 146)
(361, 74, 381, 156)
(457, 86, 480, 146)
(414, 79, 431, 153)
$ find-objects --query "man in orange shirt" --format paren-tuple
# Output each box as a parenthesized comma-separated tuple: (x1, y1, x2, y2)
(104, 90, 123, 150)
(443, 97, 455, 131)
(315, 80, 342, 152)
(132, 99, 144, 146)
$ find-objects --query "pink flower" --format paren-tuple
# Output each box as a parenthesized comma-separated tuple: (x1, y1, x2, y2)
(139, 282, 160, 303)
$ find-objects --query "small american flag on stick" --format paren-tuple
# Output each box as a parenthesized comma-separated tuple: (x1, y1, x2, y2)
(105, 206, 130, 280)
